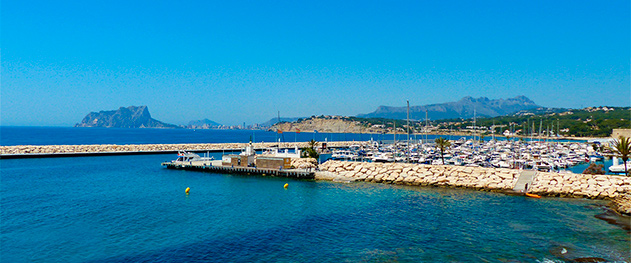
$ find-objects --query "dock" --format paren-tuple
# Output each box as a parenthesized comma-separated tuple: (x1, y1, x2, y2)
(161, 160, 315, 179)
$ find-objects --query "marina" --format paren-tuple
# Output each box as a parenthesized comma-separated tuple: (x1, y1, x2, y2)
(328, 138, 620, 174)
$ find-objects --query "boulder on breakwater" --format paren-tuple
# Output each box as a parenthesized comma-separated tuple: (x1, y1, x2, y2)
(291, 158, 318, 169)
(611, 194, 631, 215)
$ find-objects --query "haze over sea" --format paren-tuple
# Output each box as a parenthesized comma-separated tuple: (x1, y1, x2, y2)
(0, 127, 629, 262)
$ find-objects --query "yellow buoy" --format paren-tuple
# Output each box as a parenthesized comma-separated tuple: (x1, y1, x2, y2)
(185, 187, 190, 194)
(283, 183, 288, 189)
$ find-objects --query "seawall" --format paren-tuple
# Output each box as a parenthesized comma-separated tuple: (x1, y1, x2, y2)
(316, 160, 631, 215)
(0, 141, 366, 158)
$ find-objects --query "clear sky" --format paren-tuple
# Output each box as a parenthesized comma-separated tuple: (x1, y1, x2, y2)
(2, 0, 629, 126)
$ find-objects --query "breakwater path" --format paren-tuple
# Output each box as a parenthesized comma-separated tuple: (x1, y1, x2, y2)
(317, 160, 631, 215)
(0, 141, 363, 158)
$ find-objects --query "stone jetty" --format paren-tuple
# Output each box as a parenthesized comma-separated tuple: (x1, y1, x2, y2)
(0, 141, 365, 156)
(316, 160, 631, 215)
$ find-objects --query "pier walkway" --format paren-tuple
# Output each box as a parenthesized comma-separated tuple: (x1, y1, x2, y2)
(162, 161, 315, 179)
(513, 170, 537, 192)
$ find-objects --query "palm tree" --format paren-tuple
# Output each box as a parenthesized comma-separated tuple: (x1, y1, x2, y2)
(301, 139, 319, 159)
(435, 137, 451, 165)
(307, 139, 318, 150)
(610, 136, 631, 176)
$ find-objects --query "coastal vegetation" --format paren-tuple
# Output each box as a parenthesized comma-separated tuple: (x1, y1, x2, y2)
(445, 106, 630, 138)
(434, 137, 450, 165)
(610, 136, 631, 176)
(271, 107, 630, 138)
(582, 163, 605, 175)
(301, 139, 320, 159)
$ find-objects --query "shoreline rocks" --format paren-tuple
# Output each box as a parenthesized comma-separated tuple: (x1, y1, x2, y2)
(316, 160, 631, 215)
(611, 194, 631, 215)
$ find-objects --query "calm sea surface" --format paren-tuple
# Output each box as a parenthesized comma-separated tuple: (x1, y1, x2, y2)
(0, 126, 432, 146)
(2, 154, 629, 262)
(1, 127, 628, 262)
(1, 126, 583, 146)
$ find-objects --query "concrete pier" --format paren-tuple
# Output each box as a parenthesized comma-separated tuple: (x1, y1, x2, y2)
(162, 161, 315, 179)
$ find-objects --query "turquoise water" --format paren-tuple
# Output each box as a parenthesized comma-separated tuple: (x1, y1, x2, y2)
(1, 154, 629, 262)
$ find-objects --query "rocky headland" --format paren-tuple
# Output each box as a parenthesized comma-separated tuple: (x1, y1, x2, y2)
(75, 106, 177, 128)
(272, 116, 382, 133)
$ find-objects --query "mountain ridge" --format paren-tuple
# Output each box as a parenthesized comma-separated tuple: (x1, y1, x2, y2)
(358, 96, 540, 120)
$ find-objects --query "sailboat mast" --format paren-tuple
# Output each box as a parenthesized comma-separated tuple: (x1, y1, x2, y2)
(492, 119, 495, 141)
(406, 100, 410, 143)
(425, 109, 428, 143)
(393, 121, 396, 143)
(407, 100, 410, 163)
(473, 108, 477, 142)
(539, 119, 543, 142)
(393, 120, 397, 163)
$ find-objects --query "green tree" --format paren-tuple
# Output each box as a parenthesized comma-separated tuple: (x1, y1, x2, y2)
(610, 136, 631, 176)
(301, 139, 320, 159)
(435, 137, 451, 165)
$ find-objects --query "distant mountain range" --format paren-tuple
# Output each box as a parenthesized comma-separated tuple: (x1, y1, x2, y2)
(75, 106, 178, 128)
(186, 118, 222, 128)
(357, 96, 540, 120)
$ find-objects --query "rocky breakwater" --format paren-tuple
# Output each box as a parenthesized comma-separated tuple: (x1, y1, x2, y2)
(317, 160, 631, 215)
(529, 172, 631, 215)
(528, 172, 631, 199)
(290, 158, 318, 169)
(0, 141, 366, 156)
(318, 160, 520, 190)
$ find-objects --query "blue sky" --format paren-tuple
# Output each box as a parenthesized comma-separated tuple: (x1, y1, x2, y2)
(2, 0, 629, 126)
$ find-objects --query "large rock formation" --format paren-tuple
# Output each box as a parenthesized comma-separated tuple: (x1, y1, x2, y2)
(186, 119, 222, 129)
(358, 96, 540, 120)
(75, 106, 178, 128)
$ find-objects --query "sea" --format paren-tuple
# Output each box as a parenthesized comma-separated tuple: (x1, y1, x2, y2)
(1, 127, 629, 262)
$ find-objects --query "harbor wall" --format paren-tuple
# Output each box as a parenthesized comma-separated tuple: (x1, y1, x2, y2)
(0, 141, 366, 157)
(317, 160, 631, 214)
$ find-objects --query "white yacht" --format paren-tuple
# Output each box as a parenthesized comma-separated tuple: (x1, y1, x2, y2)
(172, 150, 214, 163)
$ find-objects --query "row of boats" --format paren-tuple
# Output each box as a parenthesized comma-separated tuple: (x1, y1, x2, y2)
(330, 138, 611, 172)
